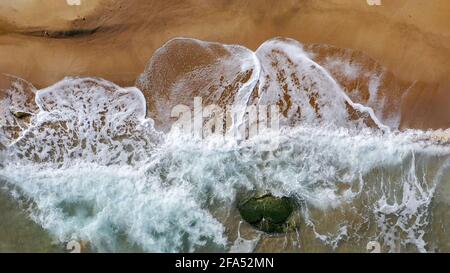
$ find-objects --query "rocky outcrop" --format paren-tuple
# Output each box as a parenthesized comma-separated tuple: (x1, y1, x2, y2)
(238, 194, 295, 233)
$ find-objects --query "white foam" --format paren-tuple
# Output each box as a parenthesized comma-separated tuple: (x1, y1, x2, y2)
(0, 38, 449, 253)
(7, 77, 161, 166)
(253, 38, 388, 131)
(229, 221, 261, 253)
(0, 162, 226, 252)
(323, 56, 361, 81)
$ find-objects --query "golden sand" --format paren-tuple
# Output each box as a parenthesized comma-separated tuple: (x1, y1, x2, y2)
(0, 0, 449, 129)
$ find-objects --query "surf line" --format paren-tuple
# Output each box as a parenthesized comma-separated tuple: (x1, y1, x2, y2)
(175, 257, 210, 271)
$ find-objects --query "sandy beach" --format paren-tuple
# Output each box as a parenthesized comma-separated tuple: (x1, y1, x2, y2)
(0, 0, 449, 129)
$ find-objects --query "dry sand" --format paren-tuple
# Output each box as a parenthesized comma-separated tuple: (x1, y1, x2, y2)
(0, 0, 449, 129)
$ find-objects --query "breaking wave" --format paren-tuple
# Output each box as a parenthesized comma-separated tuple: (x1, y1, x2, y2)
(0, 38, 449, 252)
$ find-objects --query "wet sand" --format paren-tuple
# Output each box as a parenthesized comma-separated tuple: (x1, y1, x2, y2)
(0, 186, 62, 252)
(0, 0, 449, 129)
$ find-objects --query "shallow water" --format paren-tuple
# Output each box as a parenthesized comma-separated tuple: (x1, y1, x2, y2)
(1, 126, 449, 253)
(0, 183, 62, 253)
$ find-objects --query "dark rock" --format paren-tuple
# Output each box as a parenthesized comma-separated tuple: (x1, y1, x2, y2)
(25, 27, 101, 39)
(238, 194, 295, 233)
(11, 111, 31, 119)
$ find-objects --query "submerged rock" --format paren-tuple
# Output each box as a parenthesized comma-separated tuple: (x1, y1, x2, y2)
(238, 194, 295, 233)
